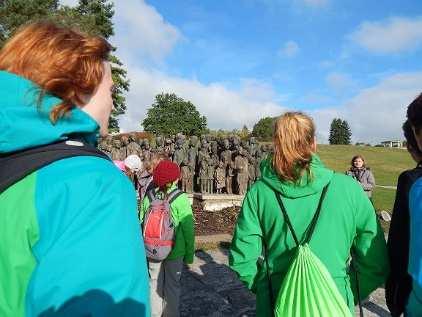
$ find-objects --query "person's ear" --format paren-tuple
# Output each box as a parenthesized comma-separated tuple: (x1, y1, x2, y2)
(311, 136, 317, 152)
(412, 126, 422, 152)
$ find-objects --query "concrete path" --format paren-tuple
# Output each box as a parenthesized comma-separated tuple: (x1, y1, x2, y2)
(181, 248, 390, 317)
(376, 185, 397, 190)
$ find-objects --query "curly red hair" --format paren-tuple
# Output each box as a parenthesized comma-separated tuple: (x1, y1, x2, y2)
(0, 21, 112, 122)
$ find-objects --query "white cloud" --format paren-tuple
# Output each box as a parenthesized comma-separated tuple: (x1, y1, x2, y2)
(312, 72, 422, 143)
(278, 40, 300, 58)
(118, 67, 285, 132)
(112, 0, 182, 63)
(60, 0, 78, 6)
(349, 16, 422, 54)
(325, 72, 355, 92)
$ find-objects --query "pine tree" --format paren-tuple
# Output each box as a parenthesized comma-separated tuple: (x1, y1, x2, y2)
(329, 118, 352, 144)
(341, 120, 352, 145)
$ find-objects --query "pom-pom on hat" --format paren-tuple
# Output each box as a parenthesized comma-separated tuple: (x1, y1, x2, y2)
(153, 160, 181, 188)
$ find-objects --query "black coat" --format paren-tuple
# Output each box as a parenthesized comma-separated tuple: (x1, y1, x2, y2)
(386, 163, 422, 316)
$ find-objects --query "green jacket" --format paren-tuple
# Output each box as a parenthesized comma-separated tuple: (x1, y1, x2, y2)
(139, 183, 195, 264)
(229, 155, 388, 316)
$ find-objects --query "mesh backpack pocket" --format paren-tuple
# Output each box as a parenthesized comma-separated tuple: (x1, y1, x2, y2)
(143, 189, 183, 261)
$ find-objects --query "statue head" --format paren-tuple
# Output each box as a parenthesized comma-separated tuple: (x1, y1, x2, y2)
(250, 136, 257, 145)
(119, 135, 127, 146)
(113, 138, 121, 148)
(155, 136, 164, 147)
(143, 139, 150, 150)
(211, 141, 218, 154)
(190, 135, 199, 147)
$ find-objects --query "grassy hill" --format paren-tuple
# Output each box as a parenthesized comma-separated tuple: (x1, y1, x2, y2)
(317, 144, 415, 212)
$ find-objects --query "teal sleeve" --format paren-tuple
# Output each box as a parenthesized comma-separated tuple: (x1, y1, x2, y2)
(229, 190, 263, 291)
(350, 187, 389, 303)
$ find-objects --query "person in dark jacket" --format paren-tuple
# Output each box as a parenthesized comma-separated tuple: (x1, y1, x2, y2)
(404, 93, 422, 316)
(386, 120, 422, 316)
(346, 155, 376, 198)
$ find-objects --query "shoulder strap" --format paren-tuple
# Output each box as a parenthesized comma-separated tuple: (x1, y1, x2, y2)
(146, 189, 157, 203)
(275, 183, 329, 246)
(0, 139, 110, 195)
(167, 188, 184, 204)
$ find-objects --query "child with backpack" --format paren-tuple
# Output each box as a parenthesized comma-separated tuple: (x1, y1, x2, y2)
(139, 160, 195, 317)
(229, 112, 388, 316)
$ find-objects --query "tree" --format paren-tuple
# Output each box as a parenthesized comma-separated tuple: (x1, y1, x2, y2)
(0, 0, 128, 132)
(143, 93, 207, 136)
(239, 125, 250, 140)
(252, 116, 276, 140)
(329, 118, 352, 145)
(341, 120, 352, 145)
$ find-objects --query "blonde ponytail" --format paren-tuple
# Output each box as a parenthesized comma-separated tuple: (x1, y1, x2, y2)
(272, 112, 316, 182)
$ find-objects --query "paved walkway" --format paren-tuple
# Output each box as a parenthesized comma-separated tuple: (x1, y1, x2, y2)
(376, 185, 397, 190)
(181, 248, 390, 317)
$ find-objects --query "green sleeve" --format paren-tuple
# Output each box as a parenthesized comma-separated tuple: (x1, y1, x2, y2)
(229, 190, 263, 291)
(175, 194, 195, 264)
(350, 187, 389, 303)
(138, 196, 150, 224)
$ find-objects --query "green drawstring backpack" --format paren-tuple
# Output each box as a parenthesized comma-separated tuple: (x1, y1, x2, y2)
(269, 184, 353, 317)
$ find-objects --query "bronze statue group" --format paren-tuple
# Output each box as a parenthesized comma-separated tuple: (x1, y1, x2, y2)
(99, 134, 273, 195)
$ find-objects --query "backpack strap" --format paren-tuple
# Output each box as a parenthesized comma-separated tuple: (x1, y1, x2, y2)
(146, 189, 157, 203)
(166, 188, 184, 204)
(274, 183, 330, 246)
(146, 188, 184, 204)
(0, 139, 110, 195)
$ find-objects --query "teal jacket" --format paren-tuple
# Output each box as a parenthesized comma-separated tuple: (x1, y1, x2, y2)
(0, 71, 150, 316)
(139, 183, 195, 264)
(229, 155, 388, 316)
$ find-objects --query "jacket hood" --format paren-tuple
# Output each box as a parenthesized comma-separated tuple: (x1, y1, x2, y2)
(0, 71, 99, 154)
(260, 154, 334, 198)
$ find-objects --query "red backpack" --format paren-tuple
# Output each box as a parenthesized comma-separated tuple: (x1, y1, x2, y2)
(143, 188, 183, 261)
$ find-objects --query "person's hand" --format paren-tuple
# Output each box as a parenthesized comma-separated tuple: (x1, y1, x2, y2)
(184, 263, 194, 271)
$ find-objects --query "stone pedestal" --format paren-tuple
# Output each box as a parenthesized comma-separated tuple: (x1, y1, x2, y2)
(188, 193, 244, 211)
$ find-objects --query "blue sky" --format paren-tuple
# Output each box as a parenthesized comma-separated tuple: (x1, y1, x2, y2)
(62, 0, 422, 143)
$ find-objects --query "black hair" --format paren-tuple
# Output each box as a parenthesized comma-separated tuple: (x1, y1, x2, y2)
(403, 119, 422, 155)
(407, 93, 422, 133)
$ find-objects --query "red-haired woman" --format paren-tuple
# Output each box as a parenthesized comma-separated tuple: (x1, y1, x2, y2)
(0, 22, 149, 316)
(230, 112, 388, 316)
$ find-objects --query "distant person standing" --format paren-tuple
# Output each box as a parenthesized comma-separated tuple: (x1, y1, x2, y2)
(386, 120, 422, 316)
(346, 155, 375, 199)
(139, 160, 195, 317)
(138, 153, 166, 202)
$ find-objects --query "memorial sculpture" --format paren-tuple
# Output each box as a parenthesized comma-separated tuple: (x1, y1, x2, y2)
(99, 133, 270, 195)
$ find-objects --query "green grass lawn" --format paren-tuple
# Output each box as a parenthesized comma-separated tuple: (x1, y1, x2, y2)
(317, 144, 415, 212)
